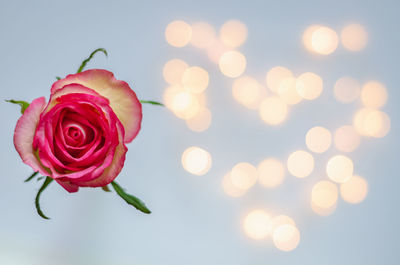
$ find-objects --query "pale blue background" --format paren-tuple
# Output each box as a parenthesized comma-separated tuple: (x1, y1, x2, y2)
(0, 0, 399, 264)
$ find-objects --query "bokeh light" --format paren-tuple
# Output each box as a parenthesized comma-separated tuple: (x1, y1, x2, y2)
(257, 158, 285, 188)
(163, 84, 184, 109)
(326, 155, 354, 183)
(333, 77, 361, 103)
(265, 66, 293, 93)
(341, 24, 368, 51)
(363, 110, 391, 138)
(222, 172, 247, 198)
(230, 162, 258, 190)
(361, 81, 388, 108)
(165, 20, 192, 47)
(190, 22, 216, 49)
(185, 107, 212, 132)
(277, 76, 303, 105)
(270, 215, 296, 232)
(219, 50, 247, 78)
(163, 59, 189, 85)
(243, 210, 272, 240)
(272, 224, 300, 252)
(171, 91, 200, 119)
(206, 40, 229, 63)
(287, 150, 314, 178)
(259, 96, 288, 125)
(232, 75, 264, 109)
(311, 26, 339, 55)
(182, 66, 209, 93)
(181, 146, 212, 175)
(302, 25, 321, 52)
(296, 72, 323, 100)
(311, 180, 338, 209)
(311, 201, 337, 216)
(340, 175, 368, 204)
(219, 20, 248, 48)
(305, 126, 332, 153)
(334, 125, 361, 152)
(353, 108, 391, 137)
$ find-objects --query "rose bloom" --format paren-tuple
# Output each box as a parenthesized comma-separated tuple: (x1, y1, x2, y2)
(14, 69, 142, 192)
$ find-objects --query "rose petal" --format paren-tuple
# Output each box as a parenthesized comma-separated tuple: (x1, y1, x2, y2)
(51, 69, 142, 143)
(76, 121, 127, 188)
(14, 97, 50, 176)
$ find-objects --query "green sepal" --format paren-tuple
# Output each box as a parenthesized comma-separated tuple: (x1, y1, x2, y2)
(101, 185, 111, 192)
(6, 99, 30, 114)
(77, 48, 108, 73)
(24, 172, 39, 182)
(35, 177, 53, 220)
(56, 76, 61, 80)
(140, 100, 164, 107)
(111, 181, 151, 214)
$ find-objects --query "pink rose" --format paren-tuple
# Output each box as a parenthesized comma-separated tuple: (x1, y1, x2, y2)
(13, 69, 142, 193)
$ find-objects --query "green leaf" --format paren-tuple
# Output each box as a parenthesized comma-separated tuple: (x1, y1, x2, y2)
(111, 181, 151, 214)
(35, 177, 53, 220)
(101, 185, 111, 192)
(77, 48, 108, 73)
(140, 100, 164, 107)
(24, 172, 39, 182)
(56, 76, 61, 80)
(5, 99, 30, 114)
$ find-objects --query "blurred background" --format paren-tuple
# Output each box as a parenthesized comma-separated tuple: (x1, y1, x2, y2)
(0, 0, 399, 264)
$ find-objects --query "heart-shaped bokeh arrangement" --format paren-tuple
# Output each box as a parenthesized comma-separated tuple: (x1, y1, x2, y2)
(162, 19, 390, 252)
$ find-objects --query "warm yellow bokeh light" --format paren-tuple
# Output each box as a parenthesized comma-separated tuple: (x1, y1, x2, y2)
(163, 84, 184, 109)
(296, 72, 323, 100)
(311, 26, 339, 55)
(219, 50, 247, 78)
(220, 20, 248, 48)
(326, 155, 354, 183)
(340, 175, 368, 204)
(305, 126, 332, 153)
(272, 224, 300, 252)
(353, 108, 373, 136)
(181, 146, 212, 176)
(182, 66, 209, 93)
(311, 200, 337, 216)
(364, 110, 391, 138)
(171, 91, 200, 119)
(270, 215, 296, 232)
(334, 125, 361, 152)
(185, 107, 212, 132)
(163, 59, 189, 85)
(230, 162, 258, 190)
(257, 158, 285, 188)
(265, 66, 293, 93)
(259, 96, 288, 125)
(243, 210, 272, 240)
(287, 150, 314, 178)
(278, 77, 303, 105)
(165, 20, 192, 48)
(311, 180, 338, 209)
(334, 77, 361, 103)
(206, 40, 230, 63)
(302, 25, 321, 52)
(341, 24, 368, 51)
(232, 76, 263, 109)
(353, 108, 391, 137)
(222, 173, 247, 198)
(190, 22, 216, 49)
(361, 81, 388, 108)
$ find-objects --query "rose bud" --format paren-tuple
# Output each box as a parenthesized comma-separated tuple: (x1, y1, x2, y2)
(13, 69, 142, 193)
